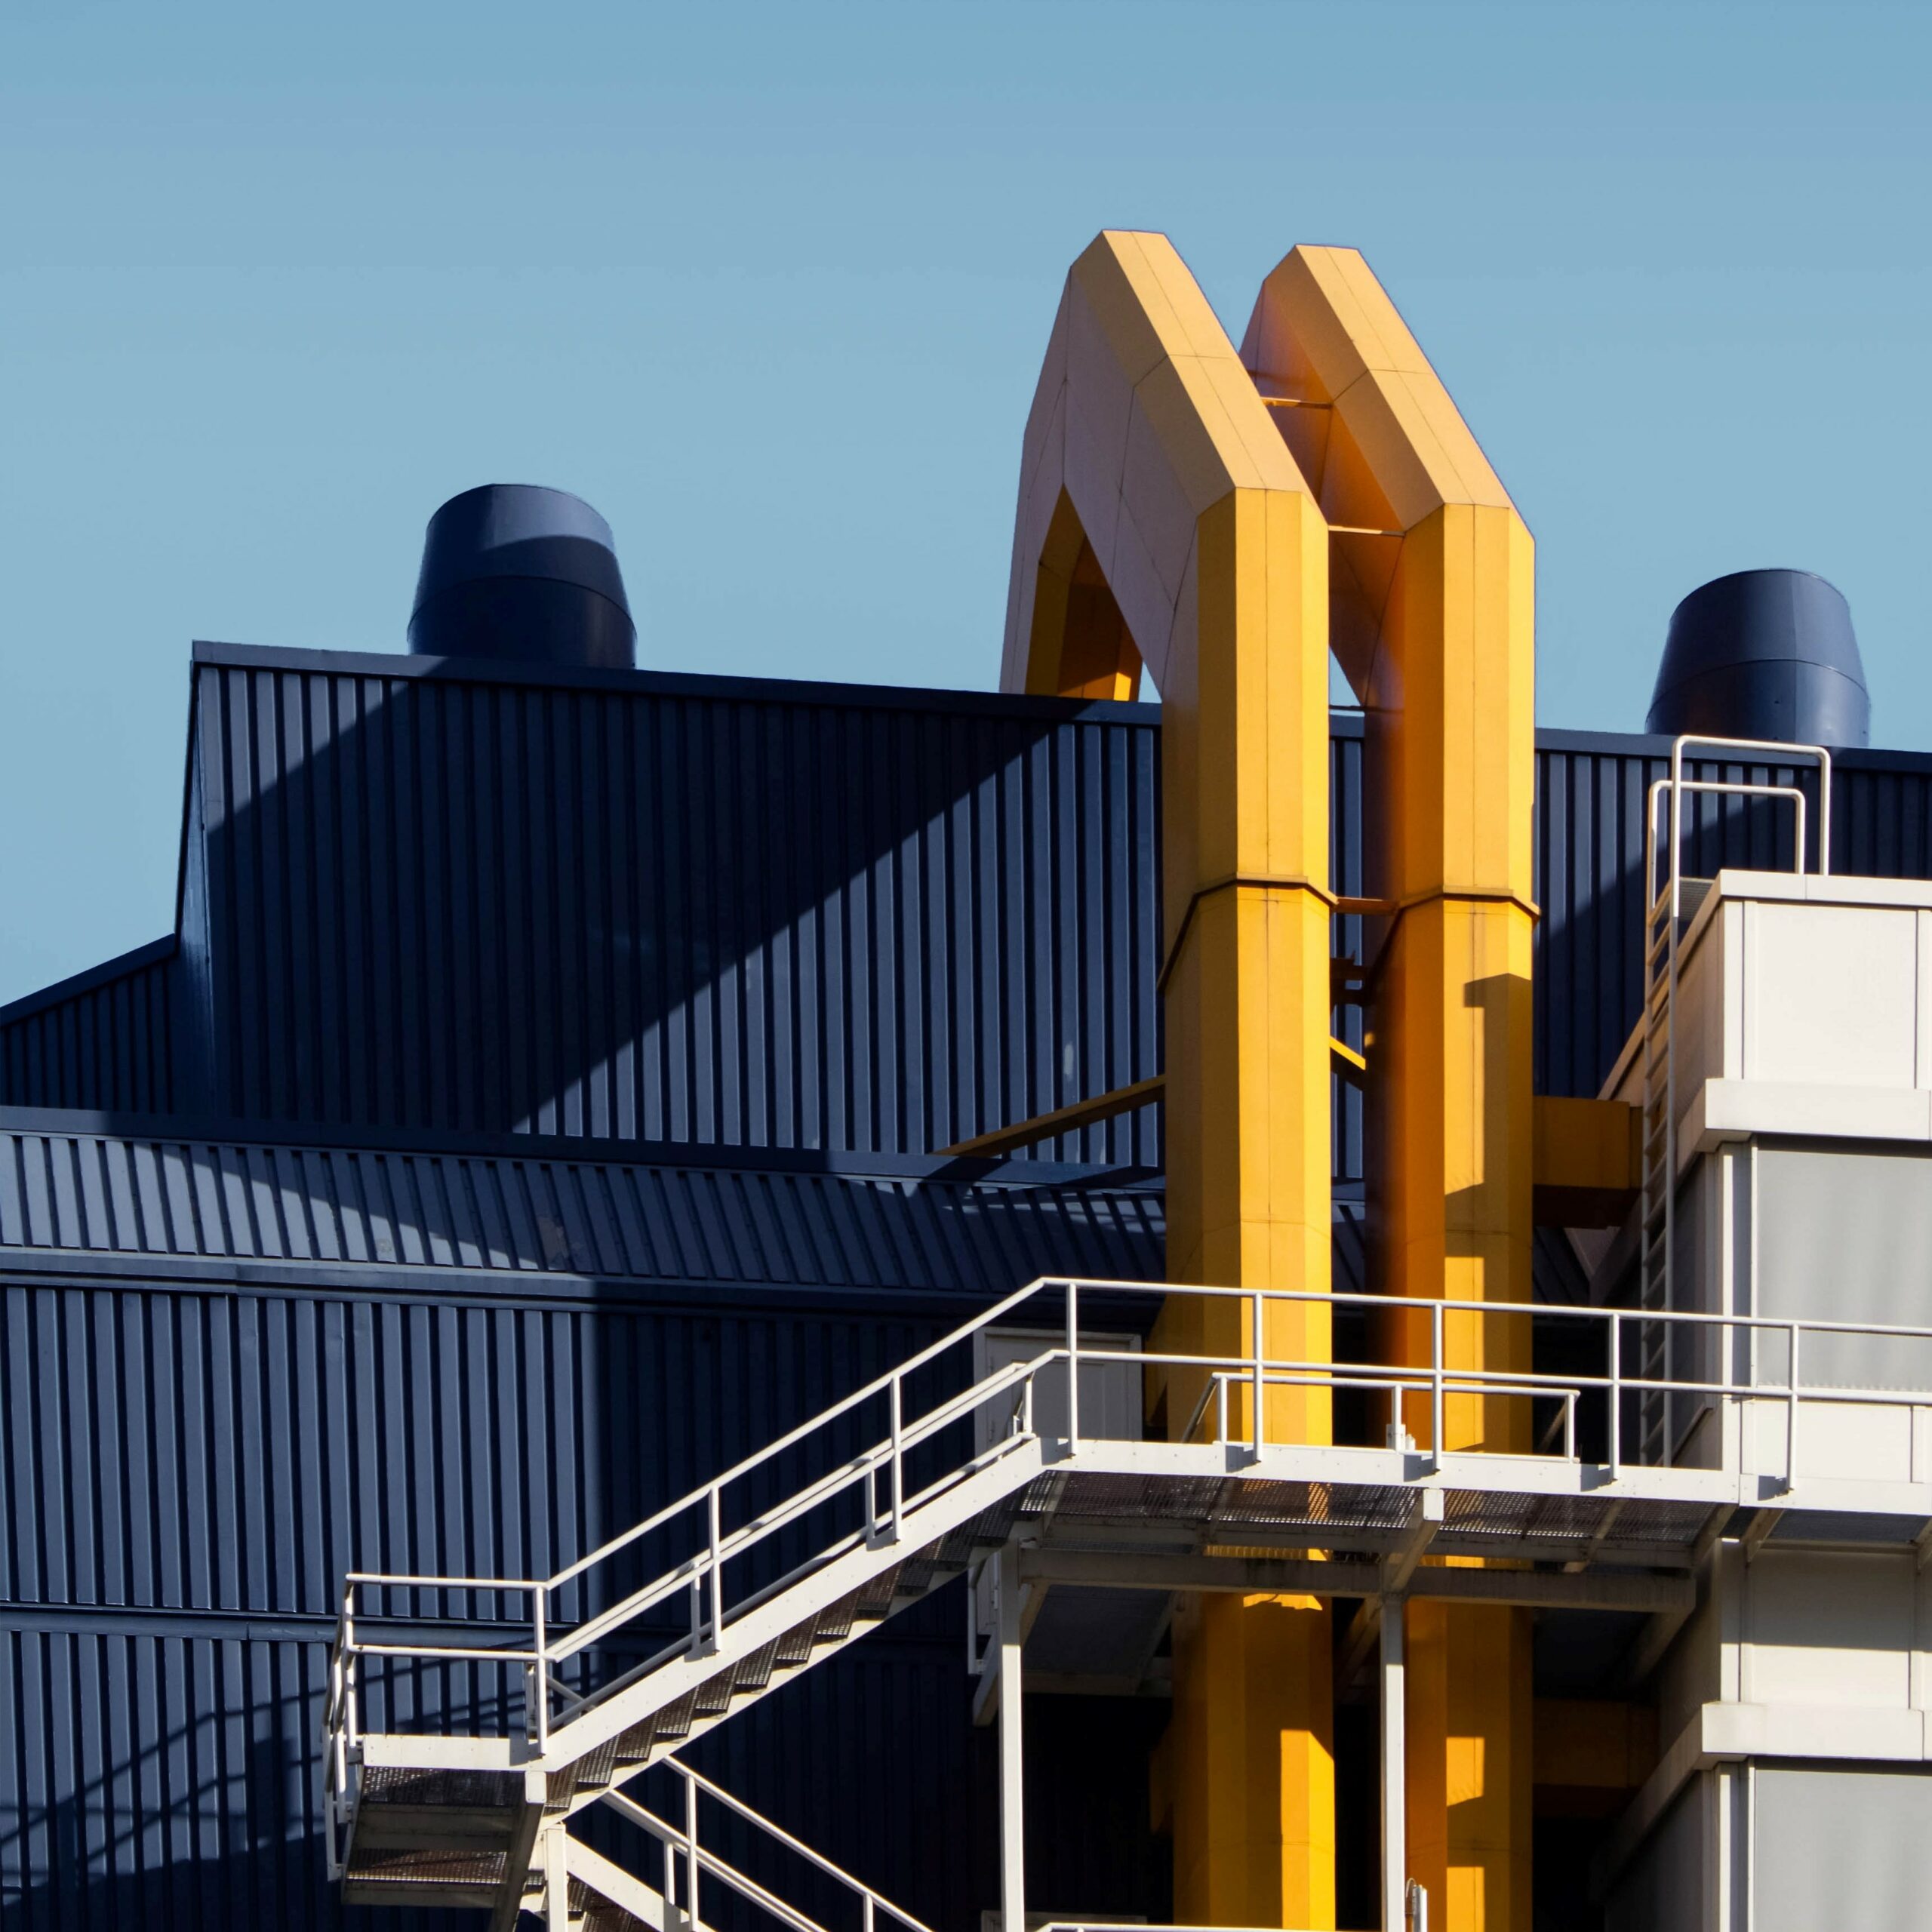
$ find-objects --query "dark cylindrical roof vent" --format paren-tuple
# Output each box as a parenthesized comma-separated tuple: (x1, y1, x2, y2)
(408, 485, 635, 670)
(1647, 568, 1868, 748)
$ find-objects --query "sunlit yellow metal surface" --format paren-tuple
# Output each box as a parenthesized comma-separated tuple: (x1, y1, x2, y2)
(1241, 245, 1537, 1932)
(1001, 230, 1337, 1930)
(1531, 1094, 1641, 1226)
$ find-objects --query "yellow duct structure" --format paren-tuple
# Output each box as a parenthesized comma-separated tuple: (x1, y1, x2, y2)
(1001, 231, 1337, 1928)
(1002, 234, 1534, 1930)
(1240, 248, 1536, 1932)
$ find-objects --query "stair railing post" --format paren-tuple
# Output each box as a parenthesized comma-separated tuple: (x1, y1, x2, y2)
(706, 1486, 724, 1654)
(1251, 1287, 1266, 1456)
(1065, 1279, 1080, 1450)
(343, 1590, 360, 1752)
(1430, 1302, 1444, 1469)
(531, 1585, 548, 1752)
(1609, 1310, 1622, 1477)
(1787, 1321, 1801, 1491)
(888, 1376, 903, 1543)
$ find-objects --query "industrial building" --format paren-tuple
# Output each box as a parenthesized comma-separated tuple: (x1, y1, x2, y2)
(4, 232, 1930, 1931)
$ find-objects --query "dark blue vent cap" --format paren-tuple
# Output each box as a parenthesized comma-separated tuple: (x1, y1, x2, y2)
(409, 485, 635, 669)
(1647, 568, 1869, 749)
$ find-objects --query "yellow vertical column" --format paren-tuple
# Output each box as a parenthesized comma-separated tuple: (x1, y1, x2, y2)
(1375, 502, 1537, 1932)
(1001, 232, 1338, 1929)
(1241, 250, 1538, 1932)
(1161, 486, 1336, 1929)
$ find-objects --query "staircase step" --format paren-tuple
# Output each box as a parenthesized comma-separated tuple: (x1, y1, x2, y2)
(569, 1875, 654, 1931)
(342, 1846, 508, 1912)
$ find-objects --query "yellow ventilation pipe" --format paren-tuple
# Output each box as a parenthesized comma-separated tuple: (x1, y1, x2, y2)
(1001, 231, 1338, 1929)
(1241, 247, 1537, 1932)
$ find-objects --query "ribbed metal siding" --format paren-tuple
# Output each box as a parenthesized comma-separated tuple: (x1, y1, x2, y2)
(0, 1248, 1165, 1929)
(182, 649, 1162, 1164)
(1532, 737, 1932, 1098)
(0, 1125, 1165, 1293)
(0, 1620, 1008, 1932)
(0, 941, 176, 1115)
(0, 1623, 341, 1932)
(0, 1269, 996, 1620)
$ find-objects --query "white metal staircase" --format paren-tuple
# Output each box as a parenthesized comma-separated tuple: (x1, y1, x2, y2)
(536, 1757, 935, 1932)
(327, 1239, 1932, 1926)
(325, 1292, 1072, 1917)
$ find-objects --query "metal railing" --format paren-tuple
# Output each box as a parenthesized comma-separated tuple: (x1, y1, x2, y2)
(586, 1756, 936, 1932)
(1639, 734, 1831, 1460)
(324, 1268, 1932, 1789)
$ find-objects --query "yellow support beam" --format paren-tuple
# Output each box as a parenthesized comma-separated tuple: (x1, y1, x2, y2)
(1002, 230, 1337, 1930)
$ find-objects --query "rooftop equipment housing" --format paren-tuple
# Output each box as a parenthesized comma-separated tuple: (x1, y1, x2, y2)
(1646, 567, 1869, 747)
(408, 482, 635, 669)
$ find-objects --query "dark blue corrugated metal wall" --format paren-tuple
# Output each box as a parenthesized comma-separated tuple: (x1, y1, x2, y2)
(0, 1276, 1140, 1929)
(0, 940, 177, 1115)
(0, 1122, 1164, 1929)
(177, 646, 1163, 1166)
(1531, 733, 1932, 1098)
(19, 645, 1932, 1929)
(19, 663, 1932, 1165)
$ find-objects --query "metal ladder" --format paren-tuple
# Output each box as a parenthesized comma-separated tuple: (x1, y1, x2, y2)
(1638, 733, 1831, 1464)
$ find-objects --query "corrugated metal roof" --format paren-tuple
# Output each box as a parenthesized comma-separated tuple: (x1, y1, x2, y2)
(0, 1114, 1164, 1298)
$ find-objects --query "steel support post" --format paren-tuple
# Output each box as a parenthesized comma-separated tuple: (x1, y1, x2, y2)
(1381, 1595, 1407, 1932)
(543, 1823, 570, 1932)
(998, 1543, 1026, 1931)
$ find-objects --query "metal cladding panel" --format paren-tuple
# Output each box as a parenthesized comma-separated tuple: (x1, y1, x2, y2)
(0, 1621, 1004, 1932)
(1531, 734, 1932, 1100)
(180, 646, 1162, 1165)
(0, 1122, 1165, 1293)
(0, 1623, 352, 1932)
(0, 1189, 1165, 1928)
(0, 1278, 885, 1618)
(0, 940, 177, 1114)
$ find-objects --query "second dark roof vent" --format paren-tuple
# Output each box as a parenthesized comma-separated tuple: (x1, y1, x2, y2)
(1647, 568, 1868, 749)
(408, 485, 635, 670)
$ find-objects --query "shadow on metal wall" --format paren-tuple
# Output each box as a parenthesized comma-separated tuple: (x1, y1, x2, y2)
(177, 654, 1164, 1169)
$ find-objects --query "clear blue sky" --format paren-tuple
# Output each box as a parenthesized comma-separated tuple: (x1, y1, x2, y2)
(2, 0, 1928, 1003)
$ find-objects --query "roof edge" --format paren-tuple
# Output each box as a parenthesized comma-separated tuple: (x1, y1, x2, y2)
(0, 1102, 1162, 1192)
(190, 638, 1167, 726)
(0, 935, 177, 1027)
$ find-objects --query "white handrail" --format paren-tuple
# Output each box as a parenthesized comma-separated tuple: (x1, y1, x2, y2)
(595, 1763, 940, 1932)
(326, 1269, 1932, 1766)
(1637, 734, 1832, 1467)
